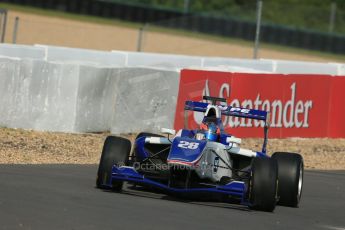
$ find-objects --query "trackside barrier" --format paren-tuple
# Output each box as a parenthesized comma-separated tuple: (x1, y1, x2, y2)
(0, 58, 79, 131)
(0, 58, 120, 132)
(117, 51, 203, 70)
(0, 55, 179, 133)
(0, 44, 45, 59)
(110, 67, 180, 134)
(36, 45, 127, 67)
(0, 44, 344, 136)
(268, 59, 342, 75)
(174, 69, 345, 138)
(202, 57, 275, 72)
(1, 44, 344, 75)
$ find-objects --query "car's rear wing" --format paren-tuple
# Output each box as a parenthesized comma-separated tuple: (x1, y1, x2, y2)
(184, 98, 270, 154)
(184, 100, 270, 124)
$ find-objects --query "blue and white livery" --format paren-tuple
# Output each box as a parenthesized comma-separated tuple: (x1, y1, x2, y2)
(96, 96, 304, 212)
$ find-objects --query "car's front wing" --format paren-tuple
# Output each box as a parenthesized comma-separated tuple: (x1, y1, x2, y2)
(105, 165, 250, 205)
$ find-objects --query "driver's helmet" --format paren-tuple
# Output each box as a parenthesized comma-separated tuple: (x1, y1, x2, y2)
(205, 123, 218, 141)
(199, 106, 221, 141)
(200, 122, 220, 141)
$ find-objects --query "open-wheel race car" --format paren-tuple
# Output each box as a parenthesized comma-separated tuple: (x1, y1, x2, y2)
(96, 96, 304, 212)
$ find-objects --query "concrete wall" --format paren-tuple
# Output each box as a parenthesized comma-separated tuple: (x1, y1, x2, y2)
(110, 67, 179, 134)
(0, 57, 79, 132)
(74, 66, 118, 132)
(1, 44, 344, 74)
(38, 45, 127, 67)
(0, 54, 179, 133)
(0, 44, 45, 59)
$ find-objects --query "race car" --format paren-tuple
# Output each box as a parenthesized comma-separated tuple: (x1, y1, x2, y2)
(96, 96, 304, 212)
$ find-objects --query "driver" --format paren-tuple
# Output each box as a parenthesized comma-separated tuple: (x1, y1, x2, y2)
(202, 122, 220, 141)
(197, 107, 221, 141)
(200, 119, 220, 141)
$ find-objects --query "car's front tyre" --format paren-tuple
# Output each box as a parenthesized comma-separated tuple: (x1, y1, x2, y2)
(96, 136, 131, 191)
(249, 157, 278, 212)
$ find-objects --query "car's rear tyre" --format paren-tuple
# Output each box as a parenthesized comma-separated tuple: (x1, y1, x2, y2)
(96, 136, 131, 192)
(272, 152, 304, 207)
(250, 157, 278, 212)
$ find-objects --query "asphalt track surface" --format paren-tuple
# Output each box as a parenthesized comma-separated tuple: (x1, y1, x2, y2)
(0, 165, 344, 230)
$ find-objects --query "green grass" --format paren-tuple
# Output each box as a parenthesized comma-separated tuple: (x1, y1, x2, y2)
(1, 2, 344, 62)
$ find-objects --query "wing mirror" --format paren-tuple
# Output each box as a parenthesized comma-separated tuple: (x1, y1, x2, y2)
(161, 128, 176, 136)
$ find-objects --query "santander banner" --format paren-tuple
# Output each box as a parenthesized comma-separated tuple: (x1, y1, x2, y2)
(174, 69, 345, 138)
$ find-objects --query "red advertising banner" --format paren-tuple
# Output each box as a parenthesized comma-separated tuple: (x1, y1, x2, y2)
(174, 69, 345, 138)
(329, 77, 345, 138)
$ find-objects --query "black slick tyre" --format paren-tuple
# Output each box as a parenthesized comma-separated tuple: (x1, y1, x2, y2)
(250, 157, 278, 212)
(96, 136, 131, 191)
(272, 152, 304, 207)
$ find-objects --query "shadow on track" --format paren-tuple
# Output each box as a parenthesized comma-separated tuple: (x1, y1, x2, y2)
(98, 183, 251, 212)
